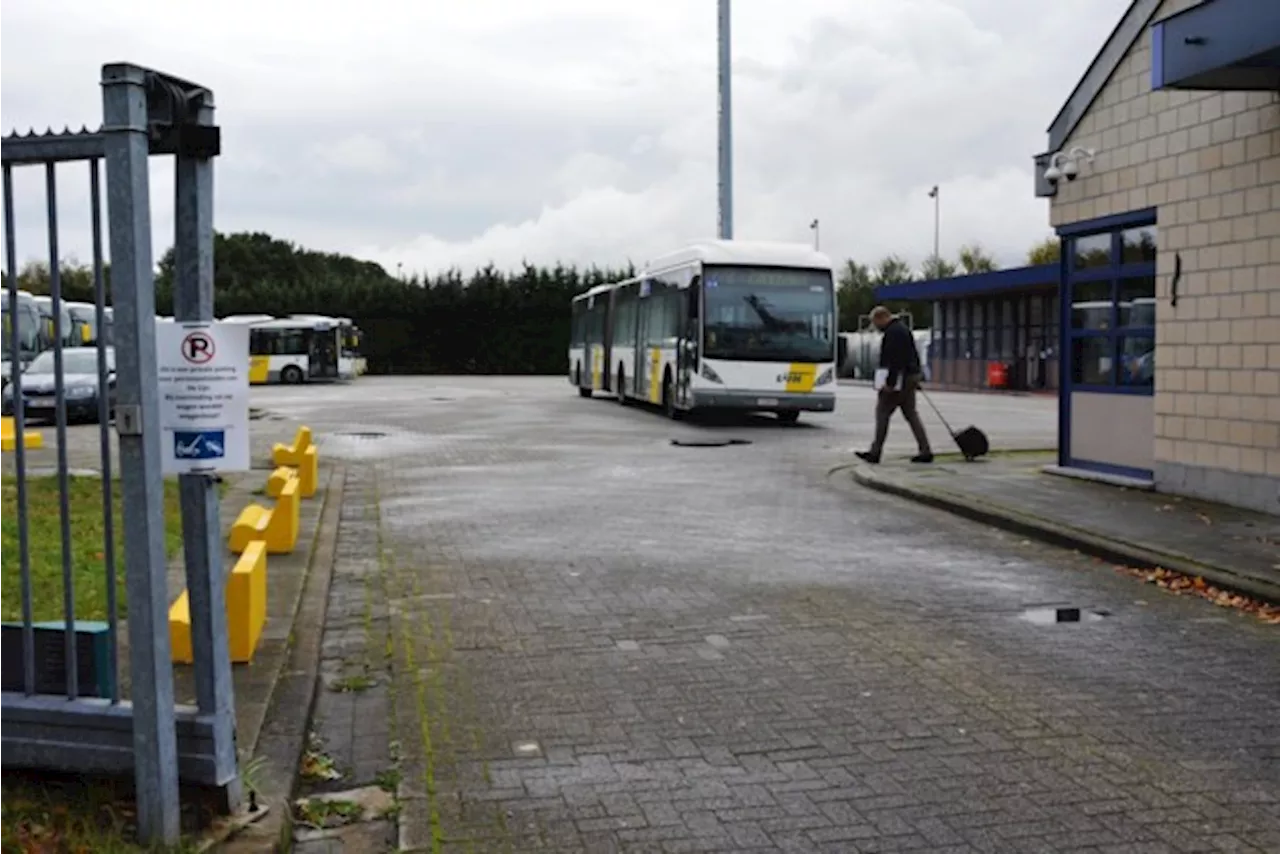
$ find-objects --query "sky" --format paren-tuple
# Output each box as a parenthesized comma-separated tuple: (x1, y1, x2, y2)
(2, 0, 1130, 279)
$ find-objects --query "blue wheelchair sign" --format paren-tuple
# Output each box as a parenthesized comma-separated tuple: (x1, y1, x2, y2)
(174, 430, 226, 461)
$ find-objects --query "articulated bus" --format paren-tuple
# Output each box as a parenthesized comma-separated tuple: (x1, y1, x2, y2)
(569, 240, 838, 423)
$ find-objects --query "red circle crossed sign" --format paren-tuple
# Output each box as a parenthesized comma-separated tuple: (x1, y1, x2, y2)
(182, 331, 216, 364)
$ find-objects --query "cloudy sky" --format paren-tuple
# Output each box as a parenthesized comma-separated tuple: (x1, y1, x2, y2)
(3, 0, 1128, 278)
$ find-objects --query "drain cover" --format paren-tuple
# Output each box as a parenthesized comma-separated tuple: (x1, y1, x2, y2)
(336, 431, 387, 440)
(1020, 606, 1109, 624)
(670, 438, 752, 447)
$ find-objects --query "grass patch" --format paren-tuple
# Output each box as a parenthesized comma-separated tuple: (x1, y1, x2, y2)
(1, 475, 184, 622)
(1, 772, 209, 853)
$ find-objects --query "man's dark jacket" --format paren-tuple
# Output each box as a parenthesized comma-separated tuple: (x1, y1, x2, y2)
(879, 318, 921, 389)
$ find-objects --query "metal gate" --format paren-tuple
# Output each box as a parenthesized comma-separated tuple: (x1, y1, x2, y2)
(2, 63, 238, 845)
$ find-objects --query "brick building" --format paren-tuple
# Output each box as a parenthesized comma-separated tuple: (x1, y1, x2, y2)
(878, 0, 1279, 514)
(1041, 0, 1278, 513)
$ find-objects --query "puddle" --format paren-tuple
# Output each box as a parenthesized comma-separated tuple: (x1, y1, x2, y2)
(1020, 605, 1110, 624)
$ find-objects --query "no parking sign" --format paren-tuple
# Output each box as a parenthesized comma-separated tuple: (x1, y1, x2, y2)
(156, 321, 250, 474)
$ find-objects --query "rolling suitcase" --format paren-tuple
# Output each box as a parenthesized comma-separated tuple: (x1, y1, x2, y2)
(919, 389, 989, 461)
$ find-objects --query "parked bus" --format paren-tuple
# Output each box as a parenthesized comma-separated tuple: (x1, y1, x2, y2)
(287, 314, 362, 378)
(242, 317, 344, 384)
(2, 290, 48, 383)
(31, 295, 79, 348)
(66, 301, 110, 346)
(569, 240, 838, 423)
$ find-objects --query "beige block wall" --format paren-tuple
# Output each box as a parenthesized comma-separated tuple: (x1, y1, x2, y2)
(1049, 0, 1280, 492)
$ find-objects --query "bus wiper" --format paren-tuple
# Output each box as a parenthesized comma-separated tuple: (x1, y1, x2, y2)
(743, 295, 805, 334)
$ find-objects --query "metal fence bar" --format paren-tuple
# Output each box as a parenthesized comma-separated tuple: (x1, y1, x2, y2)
(90, 157, 120, 704)
(173, 87, 241, 803)
(102, 62, 181, 844)
(45, 162, 79, 700)
(3, 162, 36, 696)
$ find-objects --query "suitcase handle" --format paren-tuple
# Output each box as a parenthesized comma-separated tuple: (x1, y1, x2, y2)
(918, 388, 958, 438)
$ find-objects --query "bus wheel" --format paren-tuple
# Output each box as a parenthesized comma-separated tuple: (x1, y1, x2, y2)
(281, 365, 304, 384)
(616, 368, 627, 404)
(777, 409, 801, 425)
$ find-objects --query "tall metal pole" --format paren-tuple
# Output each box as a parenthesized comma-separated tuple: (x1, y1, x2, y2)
(101, 62, 181, 846)
(930, 185, 940, 259)
(173, 85, 242, 814)
(717, 0, 733, 240)
(810, 218, 819, 250)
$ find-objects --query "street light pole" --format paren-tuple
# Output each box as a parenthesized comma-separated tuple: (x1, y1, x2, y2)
(928, 185, 939, 259)
(810, 218, 819, 251)
(717, 0, 733, 240)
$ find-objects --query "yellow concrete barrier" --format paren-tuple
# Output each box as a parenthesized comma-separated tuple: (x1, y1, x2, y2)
(226, 540, 267, 662)
(266, 446, 317, 500)
(271, 425, 312, 467)
(169, 540, 268, 664)
(228, 504, 271, 553)
(266, 465, 294, 498)
(1, 416, 43, 452)
(229, 475, 300, 555)
(295, 445, 318, 498)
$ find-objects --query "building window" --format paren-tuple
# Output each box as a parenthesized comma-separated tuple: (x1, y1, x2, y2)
(1064, 217, 1156, 393)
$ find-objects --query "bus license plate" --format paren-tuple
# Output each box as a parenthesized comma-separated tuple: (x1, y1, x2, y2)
(757, 397, 779, 407)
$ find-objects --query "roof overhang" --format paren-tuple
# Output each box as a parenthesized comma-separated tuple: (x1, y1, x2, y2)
(1151, 0, 1280, 91)
(874, 264, 1059, 302)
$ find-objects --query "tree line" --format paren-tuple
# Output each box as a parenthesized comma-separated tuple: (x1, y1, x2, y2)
(4, 232, 1062, 375)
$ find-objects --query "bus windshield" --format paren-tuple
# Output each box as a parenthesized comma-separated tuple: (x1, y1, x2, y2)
(701, 266, 835, 363)
(2, 303, 43, 357)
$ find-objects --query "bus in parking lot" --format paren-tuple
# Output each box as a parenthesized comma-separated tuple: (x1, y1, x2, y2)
(569, 240, 838, 423)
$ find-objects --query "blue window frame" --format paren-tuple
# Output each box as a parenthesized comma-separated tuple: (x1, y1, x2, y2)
(1061, 213, 1157, 396)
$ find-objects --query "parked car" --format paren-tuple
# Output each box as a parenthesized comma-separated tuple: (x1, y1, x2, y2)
(1, 346, 115, 424)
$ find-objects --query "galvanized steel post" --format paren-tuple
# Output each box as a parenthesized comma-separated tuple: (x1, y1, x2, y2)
(717, 0, 733, 240)
(100, 62, 181, 845)
(173, 84, 242, 810)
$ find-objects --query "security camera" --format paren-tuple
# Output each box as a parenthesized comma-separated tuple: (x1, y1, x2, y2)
(1043, 146, 1095, 187)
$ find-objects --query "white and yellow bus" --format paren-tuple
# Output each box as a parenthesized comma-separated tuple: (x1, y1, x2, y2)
(287, 314, 363, 378)
(569, 240, 838, 423)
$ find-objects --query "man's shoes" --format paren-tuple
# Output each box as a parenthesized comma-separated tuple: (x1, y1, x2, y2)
(855, 451, 881, 464)
(910, 453, 934, 464)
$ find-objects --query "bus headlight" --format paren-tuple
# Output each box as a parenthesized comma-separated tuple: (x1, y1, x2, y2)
(700, 363, 724, 384)
(814, 366, 834, 386)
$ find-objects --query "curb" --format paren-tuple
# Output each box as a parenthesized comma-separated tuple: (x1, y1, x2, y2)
(835, 463, 1280, 606)
(219, 465, 346, 853)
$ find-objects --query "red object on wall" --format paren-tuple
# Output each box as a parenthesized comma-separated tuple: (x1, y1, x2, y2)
(987, 361, 1008, 388)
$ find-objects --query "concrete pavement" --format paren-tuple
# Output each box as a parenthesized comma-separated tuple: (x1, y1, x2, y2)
(263, 377, 1278, 853)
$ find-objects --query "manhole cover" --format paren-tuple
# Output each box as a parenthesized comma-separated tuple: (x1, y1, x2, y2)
(335, 431, 387, 440)
(670, 438, 752, 447)
(1020, 606, 1109, 624)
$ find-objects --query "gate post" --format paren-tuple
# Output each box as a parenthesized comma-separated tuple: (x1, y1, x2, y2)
(173, 82, 242, 811)
(100, 63, 181, 845)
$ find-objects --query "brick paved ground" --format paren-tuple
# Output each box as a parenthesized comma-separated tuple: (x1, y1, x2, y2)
(270, 377, 1279, 853)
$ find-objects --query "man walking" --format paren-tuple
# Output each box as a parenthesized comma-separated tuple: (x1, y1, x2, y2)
(856, 306, 933, 464)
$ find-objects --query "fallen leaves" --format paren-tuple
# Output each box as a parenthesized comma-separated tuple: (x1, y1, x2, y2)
(1114, 565, 1280, 624)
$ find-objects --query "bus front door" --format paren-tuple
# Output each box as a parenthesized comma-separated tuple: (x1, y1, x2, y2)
(309, 332, 340, 379)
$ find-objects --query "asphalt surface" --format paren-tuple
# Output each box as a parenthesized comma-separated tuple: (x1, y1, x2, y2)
(262, 376, 1279, 854)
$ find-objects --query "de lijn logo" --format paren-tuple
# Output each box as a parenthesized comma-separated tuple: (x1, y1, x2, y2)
(174, 430, 226, 461)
